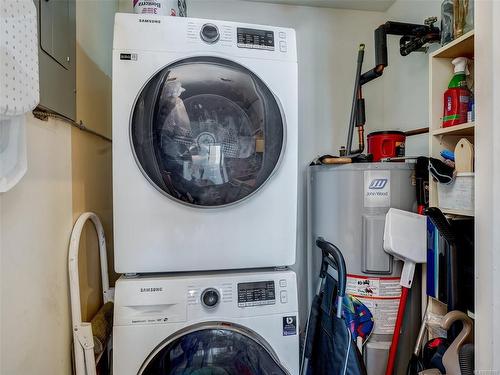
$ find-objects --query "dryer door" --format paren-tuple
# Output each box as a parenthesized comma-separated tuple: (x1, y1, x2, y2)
(130, 56, 284, 208)
(138, 322, 290, 375)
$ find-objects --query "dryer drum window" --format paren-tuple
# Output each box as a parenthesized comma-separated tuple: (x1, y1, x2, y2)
(131, 56, 285, 207)
(139, 327, 288, 374)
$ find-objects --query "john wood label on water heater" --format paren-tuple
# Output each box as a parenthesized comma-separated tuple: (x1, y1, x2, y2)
(364, 170, 391, 208)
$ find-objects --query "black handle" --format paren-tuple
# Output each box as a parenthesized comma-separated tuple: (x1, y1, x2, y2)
(316, 238, 347, 297)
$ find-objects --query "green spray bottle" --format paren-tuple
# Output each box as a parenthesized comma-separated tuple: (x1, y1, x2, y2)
(443, 57, 471, 127)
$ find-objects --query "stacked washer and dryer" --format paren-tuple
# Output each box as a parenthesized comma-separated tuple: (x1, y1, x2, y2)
(112, 14, 299, 374)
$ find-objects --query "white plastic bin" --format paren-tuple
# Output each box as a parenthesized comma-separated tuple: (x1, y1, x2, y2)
(437, 172, 474, 215)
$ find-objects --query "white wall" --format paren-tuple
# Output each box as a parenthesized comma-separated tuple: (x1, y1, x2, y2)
(245, 0, 396, 12)
(383, 0, 442, 155)
(77, 0, 116, 77)
(76, 0, 117, 139)
(475, 0, 500, 371)
(0, 1, 117, 373)
(0, 116, 73, 375)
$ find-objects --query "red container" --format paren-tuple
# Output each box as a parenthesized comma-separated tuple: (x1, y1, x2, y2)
(367, 131, 406, 162)
(442, 87, 470, 127)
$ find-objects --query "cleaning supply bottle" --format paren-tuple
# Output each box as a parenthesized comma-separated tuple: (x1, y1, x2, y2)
(443, 57, 471, 127)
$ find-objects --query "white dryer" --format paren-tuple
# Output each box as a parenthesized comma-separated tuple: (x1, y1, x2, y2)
(112, 14, 298, 273)
(113, 269, 300, 374)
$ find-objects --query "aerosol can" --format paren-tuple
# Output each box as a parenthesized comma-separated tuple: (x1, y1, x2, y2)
(443, 57, 471, 127)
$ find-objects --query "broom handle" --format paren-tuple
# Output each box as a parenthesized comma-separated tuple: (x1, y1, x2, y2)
(385, 286, 410, 375)
(414, 304, 429, 356)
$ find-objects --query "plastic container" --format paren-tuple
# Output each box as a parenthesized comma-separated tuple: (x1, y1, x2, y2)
(367, 131, 406, 162)
(437, 173, 474, 215)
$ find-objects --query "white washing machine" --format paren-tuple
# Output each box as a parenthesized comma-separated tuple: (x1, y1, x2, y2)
(112, 14, 298, 273)
(113, 269, 300, 374)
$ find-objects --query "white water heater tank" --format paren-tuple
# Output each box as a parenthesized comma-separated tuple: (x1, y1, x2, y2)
(307, 162, 420, 375)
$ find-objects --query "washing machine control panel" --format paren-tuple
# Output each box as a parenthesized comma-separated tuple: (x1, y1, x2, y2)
(237, 280, 275, 307)
(113, 272, 298, 326)
(237, 27, 275, 51)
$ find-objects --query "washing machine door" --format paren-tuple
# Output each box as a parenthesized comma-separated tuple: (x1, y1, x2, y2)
(138, 322, 290, 375)
(130, 56, 284, 208)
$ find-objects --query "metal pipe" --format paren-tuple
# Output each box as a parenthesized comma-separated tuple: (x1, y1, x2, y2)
(405, 127, 429, 136)
(346, 44, 365, 157)
(344, 20, 440, 159)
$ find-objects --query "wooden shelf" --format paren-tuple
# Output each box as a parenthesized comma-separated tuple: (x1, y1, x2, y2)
(432, 122, 475, 136)
(441, 207, 474, 217)
(431, 30, 474, 59)
(429, 29, 476, 213)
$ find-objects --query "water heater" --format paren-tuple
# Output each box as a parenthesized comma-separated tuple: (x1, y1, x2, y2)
(307, 162, 420, 375)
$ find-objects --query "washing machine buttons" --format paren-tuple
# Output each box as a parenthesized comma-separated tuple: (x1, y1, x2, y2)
(279, 41, 287, 52)
(200, 23, 220, 44)
(280, 290, 288, 303)
(201, 288, 220, 308)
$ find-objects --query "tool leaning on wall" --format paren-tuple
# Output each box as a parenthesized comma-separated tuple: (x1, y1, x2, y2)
(383, 209, 428, 375)
(69, 213, 114, 375)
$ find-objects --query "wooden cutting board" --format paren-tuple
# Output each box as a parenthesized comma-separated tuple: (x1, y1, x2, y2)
(454, 138, 474, 173)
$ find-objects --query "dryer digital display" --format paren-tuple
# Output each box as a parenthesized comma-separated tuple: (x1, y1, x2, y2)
(237, 28, 274, 50)
(237, 280, 275, 307)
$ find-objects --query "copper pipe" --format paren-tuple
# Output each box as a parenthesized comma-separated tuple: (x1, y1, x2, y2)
(405, 127, 429, 137)
(357, 126, 365, 152)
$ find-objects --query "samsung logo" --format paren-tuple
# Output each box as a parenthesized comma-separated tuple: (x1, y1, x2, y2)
(139, 19, 161, 24)
(369, 179, 388, 190)
(140, 287, 163, 292)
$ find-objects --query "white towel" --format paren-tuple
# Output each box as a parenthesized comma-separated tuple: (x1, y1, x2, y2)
(0, 114, 27, 191)
(0, 0, 39, 192)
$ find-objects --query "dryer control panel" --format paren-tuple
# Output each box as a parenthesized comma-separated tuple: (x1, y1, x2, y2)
(113, 14, 297, 62)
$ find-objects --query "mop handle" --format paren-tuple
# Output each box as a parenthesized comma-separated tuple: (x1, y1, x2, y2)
(385, 286, 409, 375)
